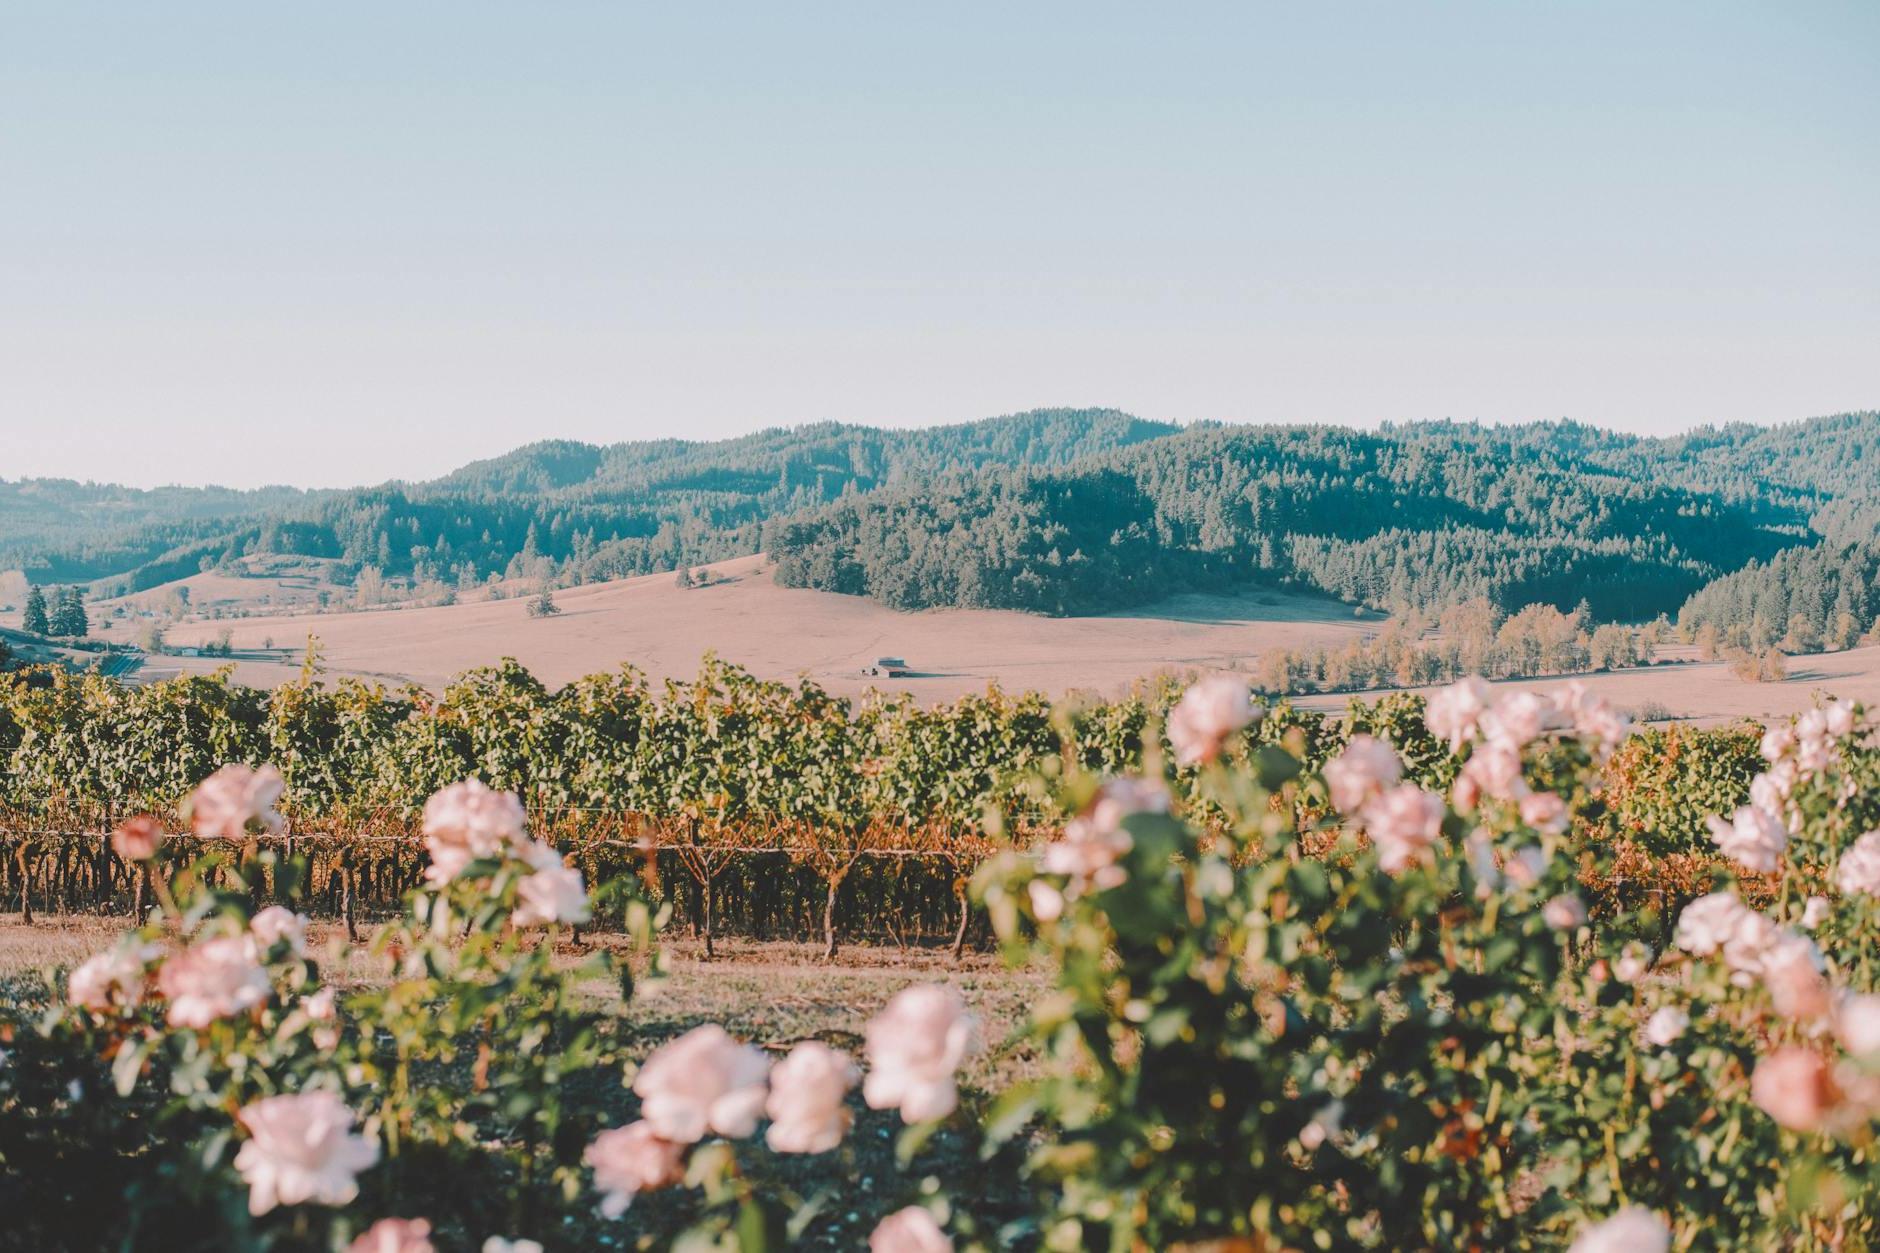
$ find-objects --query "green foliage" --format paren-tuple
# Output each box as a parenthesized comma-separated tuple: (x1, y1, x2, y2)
(771, 420, 1831, 620)
(975, 692, 1880, 1250)
(1599, 723, 1764, 855)
(48, 586, 89, 637)
(21, 583, 49, 634)
(12, 410, 1880, 646)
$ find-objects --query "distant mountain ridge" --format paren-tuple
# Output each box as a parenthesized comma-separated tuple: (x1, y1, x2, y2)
(0, 408, 1177, 590)
(2, 407, 1876, 639)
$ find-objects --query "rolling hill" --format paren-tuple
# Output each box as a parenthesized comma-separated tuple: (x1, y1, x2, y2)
(4, 407, 1879, 652)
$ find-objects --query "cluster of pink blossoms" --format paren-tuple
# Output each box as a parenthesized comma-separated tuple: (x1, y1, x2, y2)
(72, 908, 321, 1029)
(584, 984, 973, 1249)
(1321, 730, 1451, 874)
(187, 763, 286, 840)
(1417, 679, 1630, 919)
(1668, 704, 1880, 1140)
(1165, 674, 1261, 767)
(1707, 699, 1861, 873)
(421, 778, 590, 927)
(75, 768, 332, 1027)
(1032, 776, 1171, 916)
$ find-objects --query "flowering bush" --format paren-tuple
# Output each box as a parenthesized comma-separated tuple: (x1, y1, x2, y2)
(0, 767, 659, 1249)
(976, 680, 1880, 1249)
(11, 672, 1880, 1249)
(0, 766, 996, 1251)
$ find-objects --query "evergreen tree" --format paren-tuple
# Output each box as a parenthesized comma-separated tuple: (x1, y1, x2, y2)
(21, 584, 48, 634)
(528, 588, 561, 618)
(50, 586, 88, 637)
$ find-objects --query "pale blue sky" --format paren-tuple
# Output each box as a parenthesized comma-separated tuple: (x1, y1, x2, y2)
(2, 2, 1876, 488)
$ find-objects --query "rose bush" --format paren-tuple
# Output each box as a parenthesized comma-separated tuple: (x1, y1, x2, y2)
(9, 668, 1880, 1249)
(974, 680, 1880, 1250)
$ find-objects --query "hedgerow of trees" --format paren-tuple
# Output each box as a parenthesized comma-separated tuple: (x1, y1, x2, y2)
(1254, 599, 1666, 696)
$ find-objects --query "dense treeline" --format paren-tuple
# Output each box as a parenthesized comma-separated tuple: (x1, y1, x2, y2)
(1678, 538, 1880, 653)
(1256, 600, 1664, 696)
(24, 409, 1173, 593)
(8, 408, 1879, 644)
(772, 423, 1807, 619)
(0, 480, 318, 585)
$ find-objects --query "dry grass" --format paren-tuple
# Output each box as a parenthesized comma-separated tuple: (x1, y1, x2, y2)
(125, 553, 1376, 702)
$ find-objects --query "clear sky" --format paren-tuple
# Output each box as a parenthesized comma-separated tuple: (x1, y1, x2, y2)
(2, 2, 1876, 489)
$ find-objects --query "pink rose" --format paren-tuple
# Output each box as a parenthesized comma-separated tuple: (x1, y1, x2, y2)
(160, 934, 271, 1028)
(1750, 762, 1797, 811)
(633, 1025, 771, 1144)
(512, 842, 591, 926)
(869, 1206, 953, 1253)
(1567, 1206, 1669, 1253)
(1519, 791, 1569, 836)
(1323, 735, 1401, 815)
(1642, 1007, 1688, 1047)
(584, 1121, 685, 1218)
(1426, 677, 1492, 751)
(1482, 691, 1556, 748)
(1613, 943, 1652, 983)
(1027, 879, 1065, 922)
(67, 941, 160, 1014)
(1503, 844, 1550, 889)
(765, 1041, 859, 1154)
(1837, 994, 1880, 1057)
(1460, 739, 1528, 803)
(1836, 832, 1880, 897)
(1041, 777, 1168, 891)
(1764, 936, 1832, 1022)
(1673, 892, 1750, 956)
(864, 984, 976, 1123)
(249, 905, 309, 957)
(234, 1091, 379, 1216)
(111, 815, 164, 861)
(302, 986, 341, 1049)
(1751, 1046, 1838, 1133)
(1166, 676, 1260, 767)
(348, 1218, 434, 1253)
(421, 778, 527, 886)
(1359, 784, 1446, 874)
(1705, 805, 1787, 873)
(1543, 894, 1588, 931)
(1559, 684, 1631, 758)
(189, 764, 285, 839)
(1826, 699, 1857, 738)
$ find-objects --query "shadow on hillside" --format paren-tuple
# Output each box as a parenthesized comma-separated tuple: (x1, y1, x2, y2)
(1094, 591, 1379, 627)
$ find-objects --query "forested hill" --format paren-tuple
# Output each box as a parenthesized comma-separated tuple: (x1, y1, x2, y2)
(4, 408, 1176, 591)
(765, 422, 1820, 621)
(3, 408, 1877, 637)
(0, 480, 320, 581)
